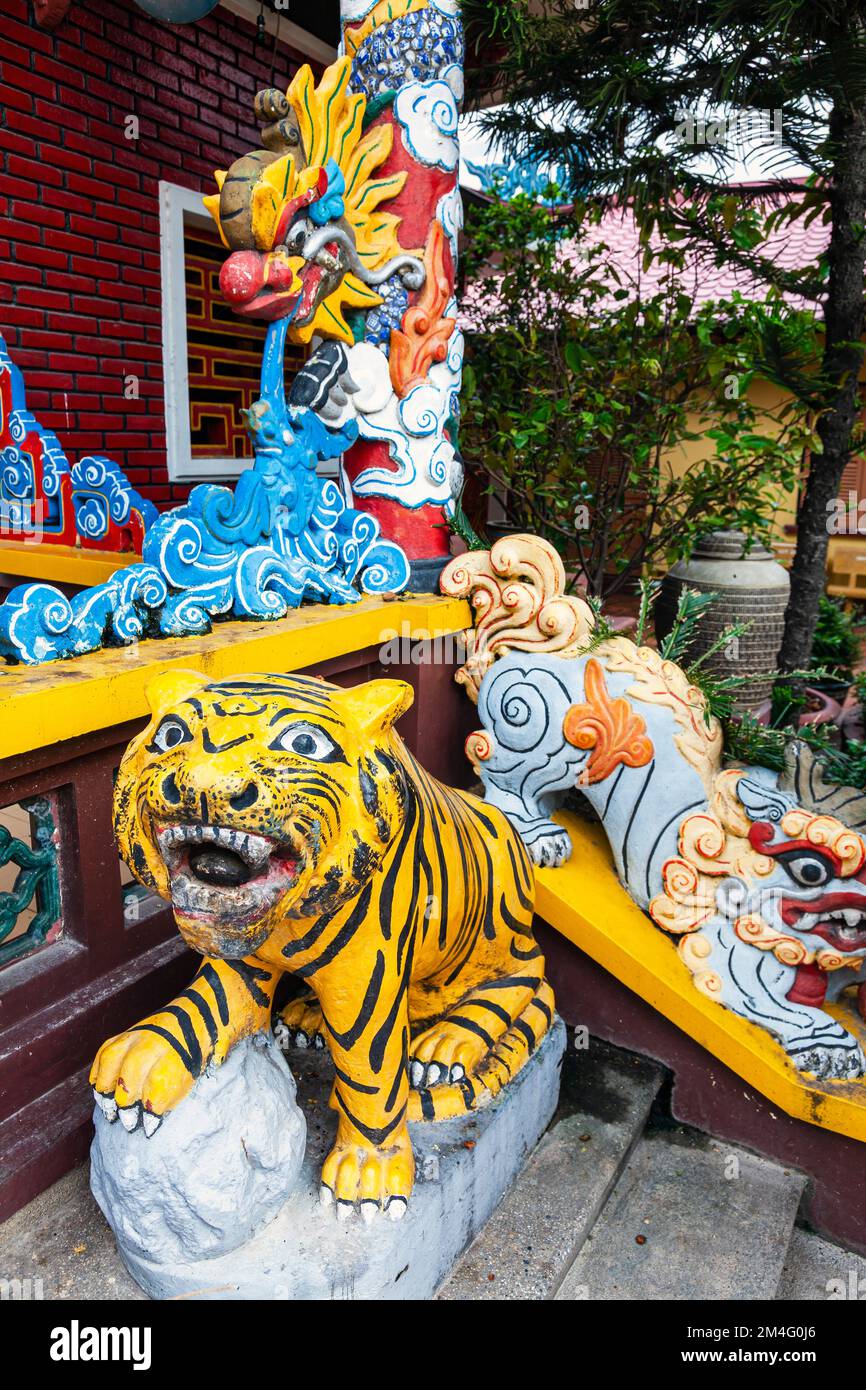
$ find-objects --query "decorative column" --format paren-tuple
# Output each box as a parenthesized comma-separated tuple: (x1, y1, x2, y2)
(341, 0, 465, 590)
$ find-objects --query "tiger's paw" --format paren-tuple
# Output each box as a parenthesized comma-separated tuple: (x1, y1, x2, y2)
(90, 1026, 196, 1137)
(409, 1020, 488, 1088)
(319, 1130, 414, 1223)
(274, 995, 326, 1052)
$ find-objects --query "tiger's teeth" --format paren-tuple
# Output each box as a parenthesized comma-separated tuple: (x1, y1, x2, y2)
(157, 823, 274, 869)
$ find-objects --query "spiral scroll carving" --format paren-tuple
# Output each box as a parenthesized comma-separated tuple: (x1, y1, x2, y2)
(440, 534, 595, 702)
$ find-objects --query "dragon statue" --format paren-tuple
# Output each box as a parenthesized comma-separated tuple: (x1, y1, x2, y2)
(442, 534, 866, 1083)
(204, 1, 467, 585)
(0, 58, 427, 664)
(0, 1, 470, 662)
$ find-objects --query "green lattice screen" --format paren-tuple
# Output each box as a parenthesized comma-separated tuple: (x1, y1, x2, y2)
(0, 796, 61, 967)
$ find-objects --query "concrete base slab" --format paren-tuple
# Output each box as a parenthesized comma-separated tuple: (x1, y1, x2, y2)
(777, 1227, 866, 1301)
(0, 1163, 146, 1301)
(110, 1018, 565, 1300)
(556, 1129, 805, 1301)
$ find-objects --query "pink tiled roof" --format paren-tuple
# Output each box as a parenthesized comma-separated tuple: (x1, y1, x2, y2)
(577, 191, 828, 311)
(460, 182, 829, 329)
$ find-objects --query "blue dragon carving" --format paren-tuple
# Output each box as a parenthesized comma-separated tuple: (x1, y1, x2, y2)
(0, 316, 409, 665)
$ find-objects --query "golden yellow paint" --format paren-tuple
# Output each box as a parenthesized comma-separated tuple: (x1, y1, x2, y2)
(0, 541, 138, 587)
(202, 179, 228, 250)
(92, 670, 553, 1212)
(0, 594, 471, 761)
(537, 812, 866, 1143)
(205, 58, 416, 346)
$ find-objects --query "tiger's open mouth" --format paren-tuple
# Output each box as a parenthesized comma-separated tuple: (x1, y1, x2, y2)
(156, 822, 303, 936)
(780, 891, 866, 954)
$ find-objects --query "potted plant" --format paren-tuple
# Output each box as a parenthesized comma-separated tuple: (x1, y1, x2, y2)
(809, 595, 863, 698)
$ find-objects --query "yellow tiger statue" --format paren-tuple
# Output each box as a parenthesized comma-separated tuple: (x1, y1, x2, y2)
(92, 670, 553, 1218)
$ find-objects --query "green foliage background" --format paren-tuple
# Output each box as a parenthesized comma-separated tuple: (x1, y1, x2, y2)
(459, 187, 818, 598)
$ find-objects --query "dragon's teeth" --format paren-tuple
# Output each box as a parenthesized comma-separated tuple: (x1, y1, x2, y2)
(844, 909, 863, 927)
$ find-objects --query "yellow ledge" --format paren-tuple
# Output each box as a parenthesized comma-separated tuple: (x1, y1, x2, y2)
(0, 541, 139, 587)
(537, 811, 866, 1144)
(0, 594, 470, 762)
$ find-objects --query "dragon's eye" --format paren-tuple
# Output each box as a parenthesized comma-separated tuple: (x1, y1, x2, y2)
(269, 722, 342, 762)
(284, 216, 311, 255)
(781, 852, 833, 889)
(148, 716, 193, 755)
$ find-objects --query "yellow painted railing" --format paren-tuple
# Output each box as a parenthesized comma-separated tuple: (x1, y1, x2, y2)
(537, 811, 866, 1143)
(0, 541, 139, 588)
(0, 594, 470, 761)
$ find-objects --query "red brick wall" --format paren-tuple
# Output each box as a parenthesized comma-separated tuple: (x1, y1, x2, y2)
(0, 0, 318, 508)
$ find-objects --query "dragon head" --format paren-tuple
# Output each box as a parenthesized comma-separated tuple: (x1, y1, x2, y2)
(204, 58, 424, 344)
(654, 754, 866, 991)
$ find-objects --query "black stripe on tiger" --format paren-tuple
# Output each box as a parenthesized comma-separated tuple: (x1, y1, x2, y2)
(177, 987, 219, 1048)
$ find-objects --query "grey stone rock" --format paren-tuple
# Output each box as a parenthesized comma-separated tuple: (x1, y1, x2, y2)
(110, 1017, 566, 1300)
(90, 1032, 306, 1268)
(557, 1130, 805, 1301)
(439, 1039, 664, 1300)
(777, 1227, 866, 1301)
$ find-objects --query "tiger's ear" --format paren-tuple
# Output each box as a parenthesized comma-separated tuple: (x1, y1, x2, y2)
(338, 679, 414, 734)
(144, 668, 208, 721)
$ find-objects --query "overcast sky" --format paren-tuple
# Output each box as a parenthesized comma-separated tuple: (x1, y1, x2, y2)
(458, 109, 812, 191)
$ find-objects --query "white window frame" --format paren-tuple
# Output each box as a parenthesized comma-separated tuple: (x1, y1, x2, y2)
(159, 180, 255, 484)
(161, 179, 346, 487)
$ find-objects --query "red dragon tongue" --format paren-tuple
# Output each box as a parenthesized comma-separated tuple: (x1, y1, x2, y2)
(786, 961, 828, 1009)
(299, 262, 326, 317)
